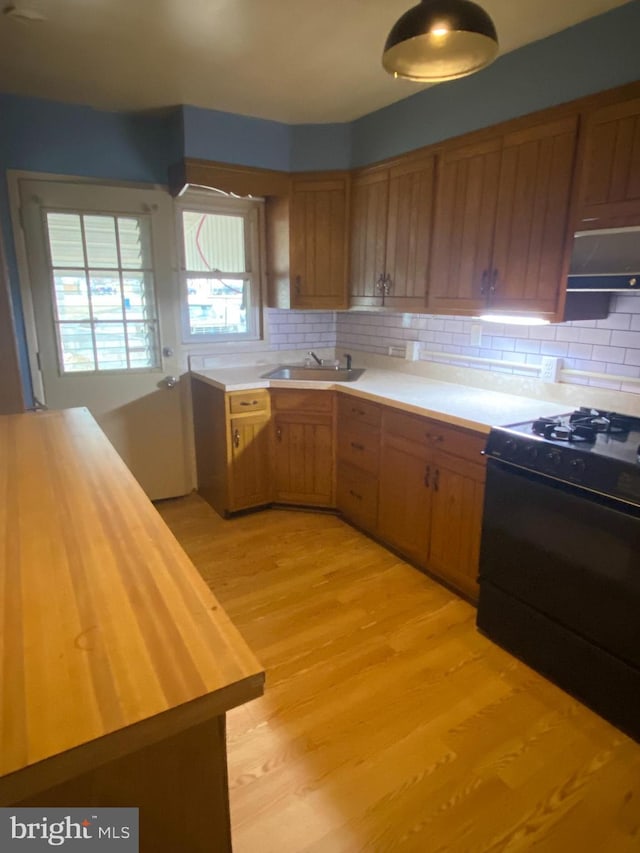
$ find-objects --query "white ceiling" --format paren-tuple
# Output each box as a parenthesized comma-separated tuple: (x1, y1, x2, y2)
(0, 0, 631, 123)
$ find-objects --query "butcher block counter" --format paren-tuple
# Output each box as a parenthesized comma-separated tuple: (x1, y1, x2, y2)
(0, 407, 264, 851)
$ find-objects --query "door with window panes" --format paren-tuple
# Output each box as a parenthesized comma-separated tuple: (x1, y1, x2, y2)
(19, 179, 189, 500)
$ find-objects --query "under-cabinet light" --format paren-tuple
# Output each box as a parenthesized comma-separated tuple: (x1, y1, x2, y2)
(475, 314, 551, 326)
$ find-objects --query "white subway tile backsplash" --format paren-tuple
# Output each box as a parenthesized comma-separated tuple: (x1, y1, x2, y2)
(591, 345, 626, 363)
(331, 297, 640, 398)
(578, 328, 612, 346)
(611, 330, 640, 348)
(567, 342, 593, 359)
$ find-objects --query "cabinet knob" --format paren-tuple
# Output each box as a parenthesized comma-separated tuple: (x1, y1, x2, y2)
(240, 400, 259, 407)
(630, 277, 637, 287)
(233, 428, 241, 448)
(276, 427, 282, 442)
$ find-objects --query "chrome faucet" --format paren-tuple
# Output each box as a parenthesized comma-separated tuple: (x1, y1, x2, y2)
(308, 351, 323, 366)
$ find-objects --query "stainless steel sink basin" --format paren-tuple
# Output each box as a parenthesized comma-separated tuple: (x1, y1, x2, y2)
(262, 366, 365, 382)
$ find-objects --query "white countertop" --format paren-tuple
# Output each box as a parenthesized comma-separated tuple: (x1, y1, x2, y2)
(191, 365, 570, 434)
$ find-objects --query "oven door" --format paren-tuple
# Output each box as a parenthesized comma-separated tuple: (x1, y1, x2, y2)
(478, 458, 640, 669)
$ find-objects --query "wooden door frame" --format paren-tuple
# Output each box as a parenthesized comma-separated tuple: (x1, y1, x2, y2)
(0, 219, 25, 413)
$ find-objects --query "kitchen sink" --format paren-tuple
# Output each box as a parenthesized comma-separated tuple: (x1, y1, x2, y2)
(261, 366, 366, 382)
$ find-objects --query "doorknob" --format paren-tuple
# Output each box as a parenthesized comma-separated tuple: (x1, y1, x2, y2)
(162, 375, 179, 389)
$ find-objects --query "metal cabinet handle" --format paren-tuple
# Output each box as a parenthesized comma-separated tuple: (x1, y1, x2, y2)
(239, 400, 259, 407)
(349, 489, 363, 500)
(480, 269, 488, 297)
(434, 469, 440, 492)
(350, 442, 365, 451)
(375, 273, 384, 293)
(352, 408, 365, 416)
(489, 268, 498, 296)
(424, 465, 431, 487)
(382, 273, 392, 296)
(233, 428, 240, 448)
(425, 432, 444, 442)
(276, 427, 282, 442)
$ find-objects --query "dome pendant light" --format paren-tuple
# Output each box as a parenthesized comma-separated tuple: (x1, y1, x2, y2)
(382, 0, 499, 82)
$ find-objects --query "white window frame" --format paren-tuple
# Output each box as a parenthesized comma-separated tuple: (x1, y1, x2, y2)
(175, 190, 265, 345)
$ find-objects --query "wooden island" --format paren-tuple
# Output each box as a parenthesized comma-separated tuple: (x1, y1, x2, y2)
(0, 408, 264, 851)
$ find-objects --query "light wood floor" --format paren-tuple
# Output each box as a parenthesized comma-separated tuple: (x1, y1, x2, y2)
(157, 494, 640, 853)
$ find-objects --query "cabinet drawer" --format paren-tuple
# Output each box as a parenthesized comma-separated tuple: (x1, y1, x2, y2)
(337, 462, 378, 532)
(337, 394, 381, 427)
(337, 420, 380, 474)
(229, 390, 270, 414)
(271, 389, 334, 414)
(383, 408, 486, 462)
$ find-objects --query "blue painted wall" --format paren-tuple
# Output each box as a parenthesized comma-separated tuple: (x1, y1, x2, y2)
(1, 1, 639, 403)
(182, 105, 291, 171)
(351, 1, 640, 165)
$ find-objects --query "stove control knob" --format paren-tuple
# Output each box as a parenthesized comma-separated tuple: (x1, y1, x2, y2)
(502, 438, 517, 457)
(569, 458, 586, 476)
(524, 444, 539, 463)
(545, 450, 562, 467)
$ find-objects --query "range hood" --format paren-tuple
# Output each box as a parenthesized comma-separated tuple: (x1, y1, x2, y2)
(568, 226, 640, 292)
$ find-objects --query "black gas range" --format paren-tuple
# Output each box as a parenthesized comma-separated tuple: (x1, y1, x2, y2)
(484, 407, 640, 507)
(477, 407, 640, 741)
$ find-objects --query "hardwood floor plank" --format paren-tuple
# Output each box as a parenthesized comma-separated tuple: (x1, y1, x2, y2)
(157, 495, 640, 852)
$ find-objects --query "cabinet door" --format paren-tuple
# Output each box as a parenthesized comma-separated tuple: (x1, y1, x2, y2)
(428, 452, 485, 601)
(428, 137, 501, 315)
(229, 415, 271, 511)
(349, 169, 388, 307)
(384, 154, 435, 312)
(576, 96, 640, 226)
(272, 413, 334, 506)
(191, 378, 229, 515)
(377, 435, 431, 566)
(490, 116, 578, 316)
(290, 177, 349, 309)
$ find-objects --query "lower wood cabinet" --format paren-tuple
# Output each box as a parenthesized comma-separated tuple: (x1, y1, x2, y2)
(193, 380, 485, 601)
(378, 408, 486, 601)
(271, 389, 335, 506)
(191, 378, 271, 516)
(335, 393, 486, 601)
(336, 395, 381, 533)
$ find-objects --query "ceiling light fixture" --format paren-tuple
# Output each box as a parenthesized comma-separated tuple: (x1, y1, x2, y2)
(382, 0, 498, 82)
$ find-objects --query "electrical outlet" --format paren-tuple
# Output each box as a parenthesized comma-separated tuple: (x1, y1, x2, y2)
(406, 341, 420, 361)
(540, 356, 560, 382)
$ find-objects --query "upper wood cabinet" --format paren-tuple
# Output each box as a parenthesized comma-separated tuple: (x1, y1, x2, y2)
(574, 96, 640, 228)
(349, 154, 435, 311)
(428, 116, 578, 319)
(266, 173, 350, 310)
